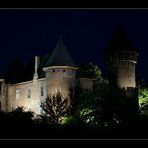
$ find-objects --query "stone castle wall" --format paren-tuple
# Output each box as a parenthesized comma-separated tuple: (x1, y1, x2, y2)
(79, 78, 94, 92)
(45, 68, 77, 99)
(116, 62, 136, 88)
(0, 67, 94, 115)
(4, 78, 47, 114)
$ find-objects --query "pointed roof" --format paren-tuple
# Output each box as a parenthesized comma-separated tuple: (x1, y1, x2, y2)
(44, 36, 77, 68)
(105, 24, 136, 53)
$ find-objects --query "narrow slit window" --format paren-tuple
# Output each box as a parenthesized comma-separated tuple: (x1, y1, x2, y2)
(41, 86, 44, 96)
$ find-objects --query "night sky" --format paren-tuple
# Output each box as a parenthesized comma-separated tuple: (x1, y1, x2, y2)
(0, 9, 147, 83)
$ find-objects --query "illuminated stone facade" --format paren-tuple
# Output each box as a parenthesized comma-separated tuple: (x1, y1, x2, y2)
(0, 38, 93, 114)
(0, 25, 138, 115)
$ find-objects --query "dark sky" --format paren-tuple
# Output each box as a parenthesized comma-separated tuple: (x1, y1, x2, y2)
(0, 9, 147, 82)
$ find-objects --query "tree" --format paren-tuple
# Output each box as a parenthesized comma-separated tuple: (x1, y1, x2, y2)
(73, 64, 128, 127)
(79, 63, 104, 81)
(8, 106, 35, 125)
(138, 86, 148, 116)
(73, 64, 111, 127)
(40, 92, 72, 124)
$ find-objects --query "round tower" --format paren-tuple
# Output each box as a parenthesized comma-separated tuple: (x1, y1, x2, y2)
(105, 25, 139, 118)
(105, 25, 138, 89)
(43, 36, 78, 101)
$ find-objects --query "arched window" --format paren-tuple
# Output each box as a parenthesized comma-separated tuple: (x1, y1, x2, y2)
(41, 86, 44, 97)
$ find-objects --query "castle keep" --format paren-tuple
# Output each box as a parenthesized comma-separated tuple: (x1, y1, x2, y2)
(0, 25, 138, 115)
(105, 25, 139, 116)
(105, 25, 138, 88)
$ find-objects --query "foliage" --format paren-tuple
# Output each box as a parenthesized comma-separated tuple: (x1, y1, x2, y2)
(7, 106, 35, 127)
(40, 92, 72, 124)
(73, 64, 112, 127)
(61, 115, 76, 125)
(79, 63, 104, 81)
(138, 86, 148, 116)
(73, 76, 127, 127)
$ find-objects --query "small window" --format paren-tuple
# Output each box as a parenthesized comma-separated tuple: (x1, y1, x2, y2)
(63, 69, 65, 72)
(41, 86, 44, 97)
(52, 69, 55, 72)
(27, 88, 31, 98)
(40, 108, 44, 114)
(16, 89, 20, 100)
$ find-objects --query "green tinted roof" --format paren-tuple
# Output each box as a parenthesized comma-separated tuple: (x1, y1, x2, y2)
(44, 37, 77, 68)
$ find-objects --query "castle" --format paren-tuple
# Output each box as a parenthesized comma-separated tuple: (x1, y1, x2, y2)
(0, 25, 138, 115)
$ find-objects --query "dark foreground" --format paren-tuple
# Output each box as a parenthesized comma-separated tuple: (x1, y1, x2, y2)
(0, 119, 148, 139)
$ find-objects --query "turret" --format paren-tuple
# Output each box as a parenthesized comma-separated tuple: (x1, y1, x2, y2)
(43, 36, 78, 101)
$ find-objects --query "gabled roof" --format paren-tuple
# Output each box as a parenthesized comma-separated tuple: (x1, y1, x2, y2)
(105, 24, 136, 53)
(44, 36, 77, 68)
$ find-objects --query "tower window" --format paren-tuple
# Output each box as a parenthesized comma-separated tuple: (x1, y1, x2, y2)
(27, 88, 31, 98)
(52, 69, 55, 72)
(41, 86, 44, 96)
(63, 69, 66, 72)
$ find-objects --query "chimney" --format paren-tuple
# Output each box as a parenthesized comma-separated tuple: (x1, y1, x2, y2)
(33, 56, 39, 81)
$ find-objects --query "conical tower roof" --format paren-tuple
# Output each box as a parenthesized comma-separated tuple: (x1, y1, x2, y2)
(105, 24, 136, 53)
(44, 36, 77, 68)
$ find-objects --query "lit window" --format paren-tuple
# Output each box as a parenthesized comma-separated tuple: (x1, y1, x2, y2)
(40, 108, 44, 114)
(27, 88, 31, 98)
(41, 86, 44, 96)
(16, 89, 20, 100)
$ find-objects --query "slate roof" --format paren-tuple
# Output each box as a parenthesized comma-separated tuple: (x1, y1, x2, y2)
(105, 24, 136, 53)
(44, 36, 77, 68)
